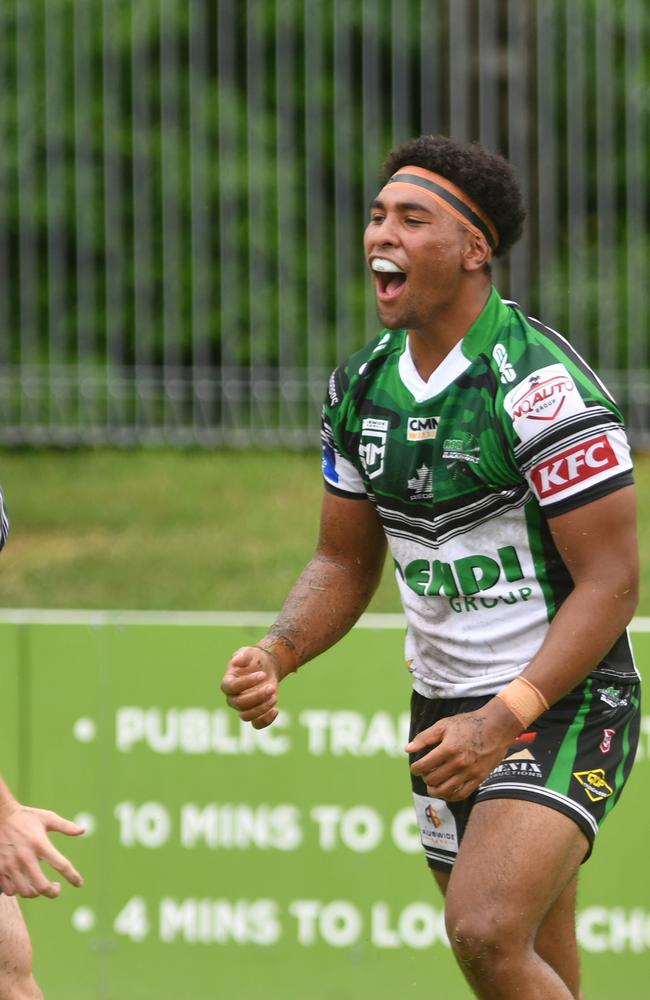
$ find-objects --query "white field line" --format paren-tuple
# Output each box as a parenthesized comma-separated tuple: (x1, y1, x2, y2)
(0, 608, 405, 629)
(0, 608, 649, 632)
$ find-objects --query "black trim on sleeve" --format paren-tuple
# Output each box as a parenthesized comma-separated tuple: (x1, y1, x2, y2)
(542, 470, 634, 518)
(324, 480, 369, 500)
(525, 315, 618, 406)
(515, 408, 622, 467)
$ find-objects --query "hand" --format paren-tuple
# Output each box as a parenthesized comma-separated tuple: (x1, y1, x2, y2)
(0, 801, 85, 898)
(221, 645, 281, 729)
(406, 698, 522, 801)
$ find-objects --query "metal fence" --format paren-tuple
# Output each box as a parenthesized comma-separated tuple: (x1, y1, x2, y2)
(0, 0, 647, 447)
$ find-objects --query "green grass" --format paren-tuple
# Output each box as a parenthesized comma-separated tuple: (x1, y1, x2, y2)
(0, 447, 648, 614)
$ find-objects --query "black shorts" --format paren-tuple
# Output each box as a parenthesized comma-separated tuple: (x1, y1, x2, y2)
(408, 676, 641, 873)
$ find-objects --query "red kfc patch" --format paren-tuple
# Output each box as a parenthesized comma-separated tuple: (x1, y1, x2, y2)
(531, 435, 619, 498)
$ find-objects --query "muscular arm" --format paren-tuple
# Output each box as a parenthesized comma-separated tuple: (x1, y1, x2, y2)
(221, 490, 387, 727)
(519, 484, 638, 701)
(409, 485, 639, 799)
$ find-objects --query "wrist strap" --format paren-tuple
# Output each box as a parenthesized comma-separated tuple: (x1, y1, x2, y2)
(496, 676, 550, 729)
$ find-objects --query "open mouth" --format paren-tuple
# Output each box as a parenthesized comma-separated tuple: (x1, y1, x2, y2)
(371, 258, 407, 301)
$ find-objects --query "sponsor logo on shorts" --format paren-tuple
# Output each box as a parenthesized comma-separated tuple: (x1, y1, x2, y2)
(573, 768, 614, 802)
(425, 804, 442, 829)
(502, 732, 538, 765)
(597, 686, 629, 709)
(413, 793, 458, 851)
(600, 728, 616, 753)
(530, 435, 619, 499)
(359, 418, 389, 480)
(503, 747, 537, 763)
(407, 416, 439, 441)
(512, 731, 537, 747)
(504, 363, 587, 443)
(487, 757, 543, 779)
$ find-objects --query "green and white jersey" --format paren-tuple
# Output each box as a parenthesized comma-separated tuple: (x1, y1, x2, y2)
(322, 288, 637, 699)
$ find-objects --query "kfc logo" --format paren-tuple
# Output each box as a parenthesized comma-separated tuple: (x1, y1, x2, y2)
(531, 435, 618, 498)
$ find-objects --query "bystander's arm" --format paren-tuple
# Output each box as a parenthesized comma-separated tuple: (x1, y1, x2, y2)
(0, 775, 85, 898)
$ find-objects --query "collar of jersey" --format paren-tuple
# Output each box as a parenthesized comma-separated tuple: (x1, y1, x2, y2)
(460, 286, 511, 361)
(397, 287, 510, 402)
(399, 337, 469, 402)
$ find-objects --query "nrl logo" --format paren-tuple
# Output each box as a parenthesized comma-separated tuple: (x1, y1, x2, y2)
(359, 417, 389, 480)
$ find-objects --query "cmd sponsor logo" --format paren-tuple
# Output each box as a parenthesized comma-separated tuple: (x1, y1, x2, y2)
(407, 416, 439, 441)
(531, 435, 618, 497)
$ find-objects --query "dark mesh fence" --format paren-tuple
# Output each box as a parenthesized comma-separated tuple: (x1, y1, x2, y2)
(0, 0, 647, 446)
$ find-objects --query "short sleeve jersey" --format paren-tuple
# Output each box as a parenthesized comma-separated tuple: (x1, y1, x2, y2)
(321, 289, 638, 699)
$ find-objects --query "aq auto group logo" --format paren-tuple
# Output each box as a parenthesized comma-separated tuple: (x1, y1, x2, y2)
(504, 363, 587, 443)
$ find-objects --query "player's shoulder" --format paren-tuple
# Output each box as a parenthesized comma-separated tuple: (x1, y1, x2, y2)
(493, 303, 617, 408)
(491, 302, 623, 451)
(495, 302, 613, 395)
(325, 329, 405, 411)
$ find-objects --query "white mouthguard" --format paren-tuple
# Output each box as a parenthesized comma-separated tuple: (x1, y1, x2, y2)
(371, 258, 404, 273)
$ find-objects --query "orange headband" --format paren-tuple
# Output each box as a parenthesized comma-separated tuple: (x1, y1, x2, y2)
(383, 165, 499, 250)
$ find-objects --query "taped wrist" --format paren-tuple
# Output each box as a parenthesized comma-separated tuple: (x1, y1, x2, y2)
(496, 676, 550, 729)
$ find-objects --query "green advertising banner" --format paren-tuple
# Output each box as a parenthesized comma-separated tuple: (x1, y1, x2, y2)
(0, 614, 648, 1000)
